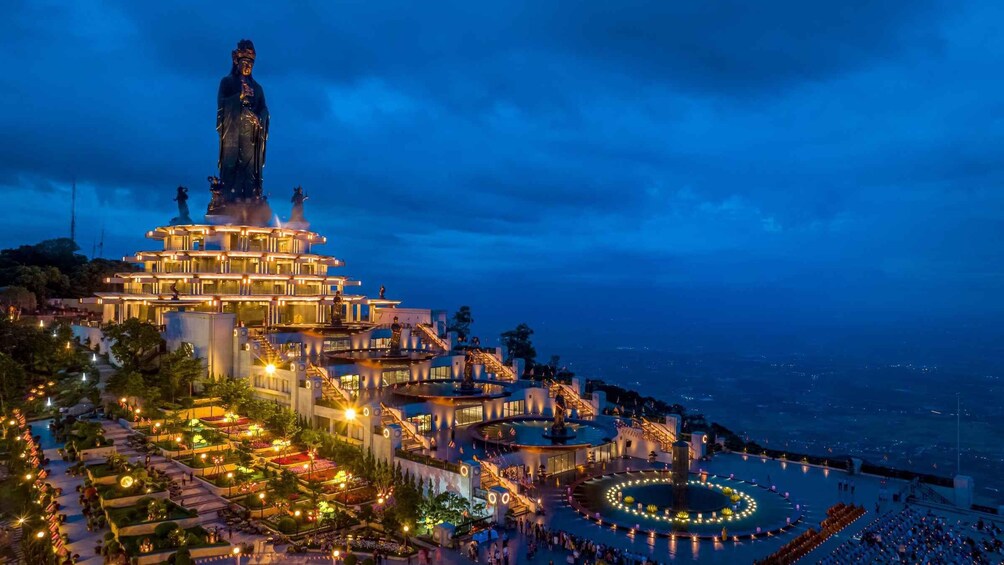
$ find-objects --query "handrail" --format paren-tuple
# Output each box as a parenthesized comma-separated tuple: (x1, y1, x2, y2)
(307, 362, 352, 403)
(249, 332, 281, 364)
(547, 380, 596, 419)
(414, 323, 448, 352)
(379, 403, 431, 451)
(637, 418, 676, 452)
(479, 459, 537, 513)
(469, 350, 516, 382)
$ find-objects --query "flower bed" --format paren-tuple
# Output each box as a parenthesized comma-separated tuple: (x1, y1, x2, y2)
(270, 452, 312, 466)
(177, 451, 239, 469)
(201, 416, 250, 427)
(290, 459, 338, 476)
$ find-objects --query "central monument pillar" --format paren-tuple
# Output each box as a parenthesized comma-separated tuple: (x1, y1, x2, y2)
(672, 439, 690, 511)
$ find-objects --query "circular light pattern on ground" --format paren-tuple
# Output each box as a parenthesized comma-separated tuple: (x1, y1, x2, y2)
(569, 470, 803, 540)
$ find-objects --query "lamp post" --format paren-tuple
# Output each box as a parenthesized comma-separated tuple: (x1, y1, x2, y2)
(339, 482, 346, 509)
(233, 546, 241, 565)
(294, 509, 302, 535)
(226, 472, 234, 497)
(258, 492, 266, 519)
(332, 549, 340, 565)
(403, 525, 410, 550)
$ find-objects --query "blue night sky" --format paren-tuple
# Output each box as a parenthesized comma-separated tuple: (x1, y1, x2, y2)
(2, 2, 1003, 358)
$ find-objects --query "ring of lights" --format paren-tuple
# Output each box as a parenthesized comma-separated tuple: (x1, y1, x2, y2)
(568, 469, 803, 541)
(602, 477, 753, 526)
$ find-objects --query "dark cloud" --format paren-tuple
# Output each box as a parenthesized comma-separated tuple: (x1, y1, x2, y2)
(0, 1, 1001, 352)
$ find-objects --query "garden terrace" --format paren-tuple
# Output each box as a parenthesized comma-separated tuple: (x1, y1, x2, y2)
(177, 450, 241, 469)
(118, 524, 229, 561)
(265, 500, 358, 537)
(236, 493, 285, 517)
(96, 480, 168, 502)
(202, 468, 268, 495)
(105, 498, 198, 532)
(293, 465, 344, 482)
(321, 528, 418, 558)
(323, 483, 377, 504)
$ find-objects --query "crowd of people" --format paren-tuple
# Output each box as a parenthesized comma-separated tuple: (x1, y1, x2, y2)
(755, 503, 865, 565)
(464, 518, 658, 565)
(820, 506, 1003, 564)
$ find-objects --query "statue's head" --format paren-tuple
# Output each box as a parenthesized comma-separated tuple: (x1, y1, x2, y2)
(231, 39, 256, 77)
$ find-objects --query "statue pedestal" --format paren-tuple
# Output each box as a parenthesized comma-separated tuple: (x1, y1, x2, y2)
(205, 200, 273, 226)
(284, 220, 309, 230)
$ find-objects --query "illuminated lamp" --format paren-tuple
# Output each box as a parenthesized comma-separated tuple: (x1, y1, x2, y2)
(264, 364, 276, 375)
(344, 408, 357, 421)
(119, 475, 135, 488)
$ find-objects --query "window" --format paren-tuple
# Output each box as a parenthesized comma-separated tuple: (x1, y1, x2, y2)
(382, 369, 410, 387)
(371, 337, 390, 349)
(407, 414, 432, 434)
(339, 374, 360, 391)
(503, 400, 525, 418)
(324, 338, 352, 353)
(430, 366, 451, 381)
(455, 404, 484, 426)
(546, 451, 576, 476)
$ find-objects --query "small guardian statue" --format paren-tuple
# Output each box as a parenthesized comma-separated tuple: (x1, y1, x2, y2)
(379, 285, 386, 300)
(290, 186, 308, 223)
(171, 186, 192, 225)
(389, 315, 402, 355)
(329, 290, 343, 326)
(207, 176, 225, 214)
(553, 393, 568, 435)
(461, 349, 475, 390)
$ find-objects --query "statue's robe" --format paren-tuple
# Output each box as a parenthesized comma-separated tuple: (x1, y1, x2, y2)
(217, 72, 269, 201)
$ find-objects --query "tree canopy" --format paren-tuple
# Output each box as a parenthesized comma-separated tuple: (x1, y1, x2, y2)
(446, 306, 474, 341)
(0, 238, 137, 302)
(500, 322, 536, 367)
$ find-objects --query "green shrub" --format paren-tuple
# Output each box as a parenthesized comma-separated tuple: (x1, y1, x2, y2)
(174, 547, 194, 565)
(362, 559, 374, 565)
(155, 521, 180, 538)
(276, 516, 297, 534)
(344, 554, 358, 565)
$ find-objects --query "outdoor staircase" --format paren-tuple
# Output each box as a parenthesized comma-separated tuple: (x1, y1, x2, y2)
(910, 482, 954, 506)
(379, 403, 429, 452)
(479, 458, 536, 516)
(469, 350, 517, 382)
(637, 418, 676, 452)
(414, 323, 448, 352)
(250, 332, 281, 364)
(308, 362, 353, 404)
(547, 380, 596, 419)
(101, 422, 228, 519)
